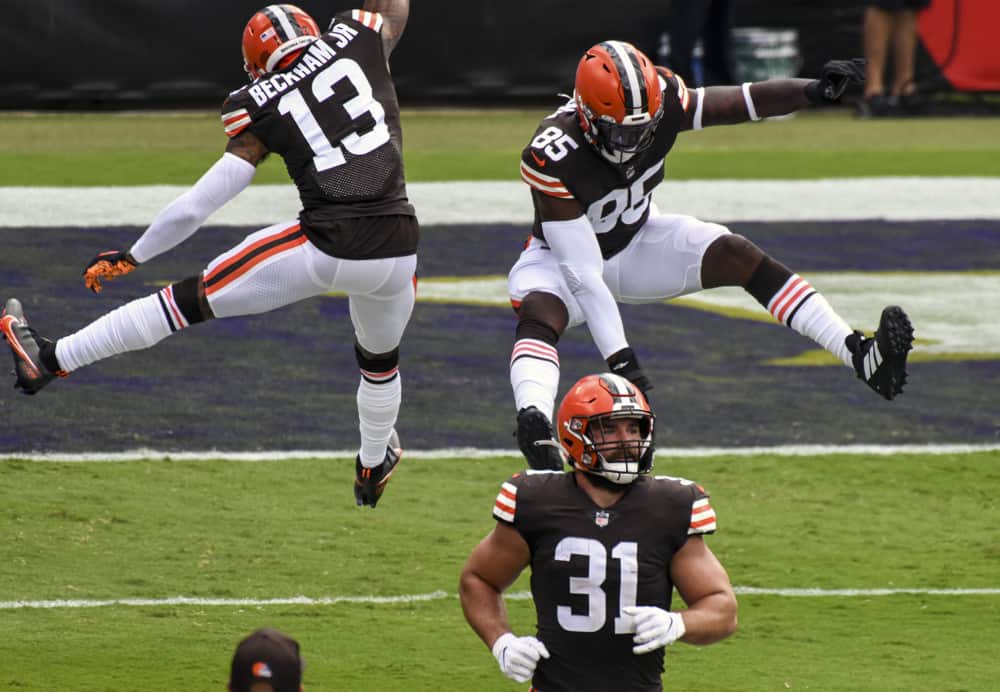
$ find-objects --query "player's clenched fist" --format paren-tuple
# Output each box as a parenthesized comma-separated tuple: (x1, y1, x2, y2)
(623, 606, 687, 654)
(83, 250, 137, 293)
(492, 632, 550, 683)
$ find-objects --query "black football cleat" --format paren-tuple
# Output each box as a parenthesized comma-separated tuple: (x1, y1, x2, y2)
(354, 429, 402, 508)
(846, 305, 914, 401)
(515, 406, 564, 471)
(1, 298, 65, 395)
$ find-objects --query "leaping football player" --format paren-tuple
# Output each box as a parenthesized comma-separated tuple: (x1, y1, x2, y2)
(509, 42, 914, 470)
(2, 2, 414, 508)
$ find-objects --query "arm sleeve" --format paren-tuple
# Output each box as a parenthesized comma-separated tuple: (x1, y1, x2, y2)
(541, 216, 629, 359)
(128, 152, 257, 264)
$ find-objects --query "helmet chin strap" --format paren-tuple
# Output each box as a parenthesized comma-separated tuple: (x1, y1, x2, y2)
(586, 467, 638, 488)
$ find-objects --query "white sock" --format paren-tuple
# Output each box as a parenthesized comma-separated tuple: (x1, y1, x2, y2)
(55, 292, 178, 372)
(357, 369, 401, 468)
(788, 294, 853, 367)
(765, 275, 853, 367)
(510, 338, 560, 421)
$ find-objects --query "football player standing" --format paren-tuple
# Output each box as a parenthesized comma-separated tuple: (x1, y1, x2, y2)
(2, 2, 413, 508)
(461, 372, 737, 691)
(509, 41, 914, 470)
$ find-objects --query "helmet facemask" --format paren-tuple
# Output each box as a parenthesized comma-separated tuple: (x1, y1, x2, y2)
(593, 106, 663, 158)
(569, 411, 655, 484)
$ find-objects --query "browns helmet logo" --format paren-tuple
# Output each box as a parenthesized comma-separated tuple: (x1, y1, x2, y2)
(242, 4, 321, 80)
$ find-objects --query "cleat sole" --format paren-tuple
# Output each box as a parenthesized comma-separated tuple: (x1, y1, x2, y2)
(877, 306, 914, 399)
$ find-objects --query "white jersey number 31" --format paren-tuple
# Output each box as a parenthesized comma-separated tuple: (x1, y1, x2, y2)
(554, 536, 639, 634)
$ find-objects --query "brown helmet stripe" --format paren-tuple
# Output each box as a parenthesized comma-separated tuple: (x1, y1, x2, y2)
(600, 41, 648, 116)
(262, 5, 302, 42)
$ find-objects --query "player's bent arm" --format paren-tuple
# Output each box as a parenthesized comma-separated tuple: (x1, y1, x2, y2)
(535, 192, 629, 360)
(363, 0, 409, 56)
(128, 136, 261, 264)
(224, 128, 269, 166)
(459, 522, 531, 648)
(669, 536, 738, 645)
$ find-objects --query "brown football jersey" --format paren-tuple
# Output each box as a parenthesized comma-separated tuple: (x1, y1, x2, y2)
(221, 10, 416, 259)
(519, 68, 692, 259)
(492, 470, 716, 692)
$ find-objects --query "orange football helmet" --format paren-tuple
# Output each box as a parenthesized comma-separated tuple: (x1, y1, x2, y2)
(556, 373, 655, 484)
(242, 4, 321, 80)
(574, 40, 664, 161)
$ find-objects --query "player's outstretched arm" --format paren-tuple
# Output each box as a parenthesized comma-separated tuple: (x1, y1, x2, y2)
(534, 190, 631, 364)
(363, 0, 409, 56)
(122, 133, 263, 269)
(687, 58, 866, 128)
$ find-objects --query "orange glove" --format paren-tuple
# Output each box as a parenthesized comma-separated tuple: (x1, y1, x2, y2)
(83, 250, 138, 293)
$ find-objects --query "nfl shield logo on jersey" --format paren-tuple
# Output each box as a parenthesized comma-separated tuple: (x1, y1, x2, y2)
(594, 510, 611, 528)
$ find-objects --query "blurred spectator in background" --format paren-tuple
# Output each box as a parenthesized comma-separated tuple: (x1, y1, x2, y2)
(658, 0, 734, 87)
(229, 628, 304, 692)
(860, 0, 932, 116)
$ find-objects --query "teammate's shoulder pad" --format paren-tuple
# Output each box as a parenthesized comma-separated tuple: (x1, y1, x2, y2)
(651, 474, 709, 496)
(332, 9, 384, 33)
(655, 66, 691, 112)
(221, 91, 253, 138)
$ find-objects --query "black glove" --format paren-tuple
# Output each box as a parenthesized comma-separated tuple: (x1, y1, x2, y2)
(83, 250, 138, 293)
(606, 347, 653, 398)
(805, 58, 866, 104)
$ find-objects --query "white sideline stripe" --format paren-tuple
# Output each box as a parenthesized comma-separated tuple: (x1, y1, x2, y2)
(422, 272, 1000, 355)
(4, 587, 999, 610)
(4, 444, 999, 463)
(730, 587, 1000, 597)
(3, 178, 1000, 227)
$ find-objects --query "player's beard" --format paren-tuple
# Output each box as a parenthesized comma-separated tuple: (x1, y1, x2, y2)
(589, 448, 642, 486)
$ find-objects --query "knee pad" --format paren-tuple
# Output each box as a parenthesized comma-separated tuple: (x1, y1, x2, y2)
(355, 343, 399, 375)
(515, 317, 560, 347)
(170, 276, 213, 325)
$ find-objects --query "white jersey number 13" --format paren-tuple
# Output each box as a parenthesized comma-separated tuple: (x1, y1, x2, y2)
(278, 58, 390, 171)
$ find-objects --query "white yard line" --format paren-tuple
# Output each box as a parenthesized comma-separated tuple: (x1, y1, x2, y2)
(3, 444, 998, 463)
(3, 587, 998, 610)
(2, 178, 1000, 227)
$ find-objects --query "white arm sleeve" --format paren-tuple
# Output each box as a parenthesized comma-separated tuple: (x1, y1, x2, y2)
(128, 152, 257, 264)
(541, 216, 629, 359)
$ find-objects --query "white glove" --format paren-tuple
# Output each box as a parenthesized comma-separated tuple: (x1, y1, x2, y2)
(491, 632, 550, 683)
(623, 606, 686, 655)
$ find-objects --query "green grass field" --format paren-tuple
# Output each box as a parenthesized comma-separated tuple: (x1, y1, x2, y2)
(2, 452, 999, 691)
(2, 109, 1000, 184)
(2, 108, 999, 690)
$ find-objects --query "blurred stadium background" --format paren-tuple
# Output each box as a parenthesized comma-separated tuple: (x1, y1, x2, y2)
(7, 0, 1000, 110)
(2, 1, 999, 690)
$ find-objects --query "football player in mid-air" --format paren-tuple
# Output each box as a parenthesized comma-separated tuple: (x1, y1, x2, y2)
(1, 2, 414, 508)
(460, 372, 738, 691)
(510, 41, 915, 470)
